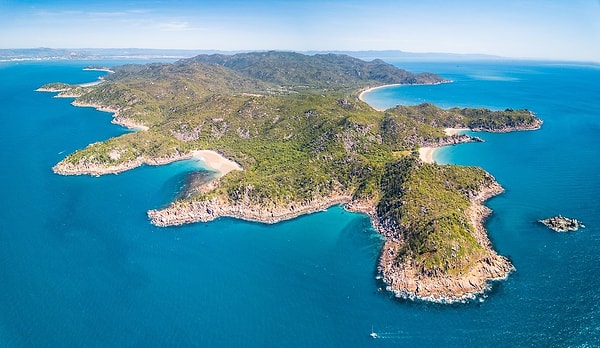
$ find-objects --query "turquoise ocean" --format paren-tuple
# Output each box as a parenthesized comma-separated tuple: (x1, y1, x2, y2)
(0, 59, 599, 347)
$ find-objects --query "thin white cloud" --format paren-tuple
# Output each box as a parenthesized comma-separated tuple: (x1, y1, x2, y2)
(87, 11, 130, 17)
(127, 9, 153, 14)
(158, 21, 199, 32)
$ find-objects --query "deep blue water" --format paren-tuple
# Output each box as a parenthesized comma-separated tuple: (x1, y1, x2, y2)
(1, 59, 599, 347)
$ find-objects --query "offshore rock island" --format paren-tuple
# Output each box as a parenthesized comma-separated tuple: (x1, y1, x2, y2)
(539, 215, 585, 232)
(41, 51, 542, 303)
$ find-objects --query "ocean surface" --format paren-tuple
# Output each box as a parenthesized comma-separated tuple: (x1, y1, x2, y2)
(0, 59, 599, 347)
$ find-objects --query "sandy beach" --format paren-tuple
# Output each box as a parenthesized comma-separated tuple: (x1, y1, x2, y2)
(191, 150, 242, 177)
(418, 147, 437, 164)
(357, 84, 401, 111)
(54, 149, 242, 177)
(82, 67, 115, 74)
(78, 80, 105, 87)
(418, 128, 471, 163)
(444, 127, 470, 136)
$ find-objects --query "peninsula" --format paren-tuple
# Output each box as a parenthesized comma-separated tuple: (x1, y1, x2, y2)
(40, 51, 542, 303)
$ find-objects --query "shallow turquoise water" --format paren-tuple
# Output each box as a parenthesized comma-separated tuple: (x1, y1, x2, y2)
(1, 60, 599, 346)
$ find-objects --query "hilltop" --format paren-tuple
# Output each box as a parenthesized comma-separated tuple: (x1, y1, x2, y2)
(40, 51, 541, 303)
(181, 51, 445, 89)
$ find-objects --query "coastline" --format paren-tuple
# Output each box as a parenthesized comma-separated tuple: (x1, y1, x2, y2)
(148, 194, 354, 226)
(80, 68, 113, 86)
(358, 84, 402, 111)
(358, 80, 453, 111)
(70, 100, 150, 131)
(191, 150, 242, 177)
(418, 147, 437, 164)
(53, 149, 241, 177)
(418, 128, 471, 163)
(444, 127, 470, 136)
(376, 179, 514, 303)
(82, 67, 115, 74)
(147, 177, 512, 303)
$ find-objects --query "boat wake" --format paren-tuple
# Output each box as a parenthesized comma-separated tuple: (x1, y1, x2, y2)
(370, 326, 408, 340)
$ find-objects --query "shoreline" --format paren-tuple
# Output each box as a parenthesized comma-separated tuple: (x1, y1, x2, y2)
(148, 194, 355, 227)
(191, 150, 242, 177)
(83, 67, 115, 74)
(418, 147, 437, 164)
(71, 100, 150, 131)
(358, 84, 402, 111)
(53, 149, 242, 177)
(444, 127, 470, 136)
(418, 128, 472, 163)
(147, 178, 512, 303)
(376, 179, 514, 303)
(357, 80, 453, 111)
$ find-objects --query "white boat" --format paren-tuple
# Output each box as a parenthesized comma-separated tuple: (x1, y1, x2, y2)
(370, 325, 378, 338)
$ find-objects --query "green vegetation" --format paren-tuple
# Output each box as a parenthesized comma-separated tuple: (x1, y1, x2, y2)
(183, 51, 445, 92)
(47, 52, 541, 276)
(38, 82, 73, 91)
(378, 157, 491, 275)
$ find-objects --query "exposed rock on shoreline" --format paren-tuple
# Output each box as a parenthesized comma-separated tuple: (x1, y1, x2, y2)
(376, 180, 513, 303)
(148, 194, 354, 226)
(71, 101, 149, 131)
(470, 113, 543, 132)
(423, 134, 484, 148)
(148, 177, 513, 303)
(52, 152, 194, 176)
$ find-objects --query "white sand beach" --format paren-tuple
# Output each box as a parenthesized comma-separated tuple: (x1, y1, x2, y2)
(357, 84, 401, 111)
(444, 127, 470, 136)
(192, 150, 242, 177)
(418, 147, 437, 164)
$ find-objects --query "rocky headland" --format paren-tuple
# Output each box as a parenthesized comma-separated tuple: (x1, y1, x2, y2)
(53, 151, 193, 176)
(148, 175, 512, 303)
(376, 180, 513, 302)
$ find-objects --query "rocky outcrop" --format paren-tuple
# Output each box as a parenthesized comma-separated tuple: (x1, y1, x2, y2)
(148, 194, 353, 226)
(375, 180, 514, 303)
(70, 101, 149, 130)
(53, 152, 193, 176)
(539, 215, 585, 232)
(149, 178, 513, 303)
(422, 134, 483, 148)
(470, 112, 543, 133)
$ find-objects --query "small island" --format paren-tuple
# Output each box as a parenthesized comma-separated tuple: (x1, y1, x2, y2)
(40, 51, 542, 303)
(539, 215, 585, 232)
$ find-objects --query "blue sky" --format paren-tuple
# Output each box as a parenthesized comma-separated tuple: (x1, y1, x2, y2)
(0, 0, 599, 61)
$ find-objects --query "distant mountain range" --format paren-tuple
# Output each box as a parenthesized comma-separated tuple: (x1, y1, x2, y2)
(0, 47, 505, 62)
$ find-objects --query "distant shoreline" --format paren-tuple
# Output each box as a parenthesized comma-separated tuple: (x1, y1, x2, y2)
(358, 80, 452, 111)
(83, 67, 115, 74)
(357, 84, 402, 111)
